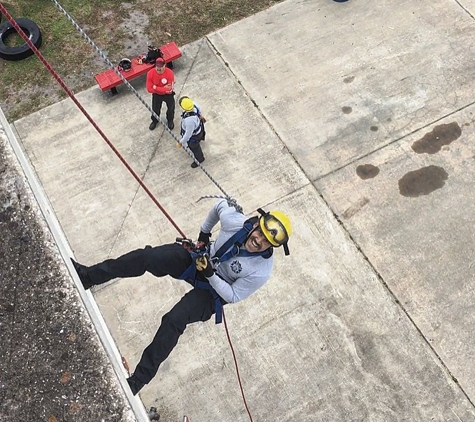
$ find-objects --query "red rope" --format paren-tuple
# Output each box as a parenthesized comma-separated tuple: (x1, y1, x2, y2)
(223, 310, 255, 421)
(0, 5, 254, 420)
(0, 4, 186, 239)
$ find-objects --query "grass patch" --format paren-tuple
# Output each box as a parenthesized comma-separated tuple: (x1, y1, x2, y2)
(1, 0, 283, 122)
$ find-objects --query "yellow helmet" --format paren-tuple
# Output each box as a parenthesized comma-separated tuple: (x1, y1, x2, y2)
(179, 96, 194, 112)
(258, 209, 292, 255)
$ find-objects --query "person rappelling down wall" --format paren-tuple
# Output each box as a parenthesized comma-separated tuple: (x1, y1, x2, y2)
(71, 199, 292, 395)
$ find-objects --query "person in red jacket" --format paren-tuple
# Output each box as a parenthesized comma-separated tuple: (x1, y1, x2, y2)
(146, 57, 175, 130)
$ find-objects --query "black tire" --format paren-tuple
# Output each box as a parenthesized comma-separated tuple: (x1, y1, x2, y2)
(0, 18, 42, 61)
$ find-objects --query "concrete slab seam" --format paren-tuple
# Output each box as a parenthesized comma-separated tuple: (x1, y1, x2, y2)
(205, 35, 315, 202)
(317, 175, 475, 409)
(454, 0, 475, 19)
(314, 99, 475, 182)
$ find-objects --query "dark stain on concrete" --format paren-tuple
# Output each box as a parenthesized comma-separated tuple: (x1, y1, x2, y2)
(342, 197, 370, 219)
(342, 106, 352, 114)
(343, 76, 355, 83)
(370, 126, 378, 132)
(398, 166, 448, 197)
(356, 164, 380, 180)
(411, 122, 461, 154)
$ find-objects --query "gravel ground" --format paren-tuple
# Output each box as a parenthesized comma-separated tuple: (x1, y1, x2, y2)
(0, 127, 135, 422)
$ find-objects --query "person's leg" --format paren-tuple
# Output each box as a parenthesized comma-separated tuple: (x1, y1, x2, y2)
(129, 288, 216, 393)
(76, 243, 191, 286)
(150, 94, 163, 128)
(164, 94, 175, 127)
(189, 142, 205, 167)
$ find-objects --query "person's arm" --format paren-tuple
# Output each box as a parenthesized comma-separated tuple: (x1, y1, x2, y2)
(200, 200, 227, 234)
(195, 200, 225, 247)
(154, 84, 171, 95)
(153, 85, 171, 95)
(178, 119, 195, 146)
(167, 71, 175, 93)
(207, 271, 268, 303)
(155, 69, 174, 95)
(148, 69, 174, 95)
(146, 70, 155, 93)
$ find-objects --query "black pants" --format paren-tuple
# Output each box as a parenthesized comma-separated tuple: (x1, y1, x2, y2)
(188, 141, 205, 163)
(86, 243, 216, 385)
(151, 93, 175, 124)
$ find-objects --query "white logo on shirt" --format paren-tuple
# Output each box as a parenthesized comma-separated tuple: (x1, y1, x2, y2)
(161, 78, 168, 84)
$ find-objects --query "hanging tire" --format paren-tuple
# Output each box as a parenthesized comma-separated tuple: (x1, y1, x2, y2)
(0, 18, 42, 61)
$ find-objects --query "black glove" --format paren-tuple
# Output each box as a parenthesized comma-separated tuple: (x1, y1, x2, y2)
(197, 231, 211, 248)
(195, 255, 214, 278)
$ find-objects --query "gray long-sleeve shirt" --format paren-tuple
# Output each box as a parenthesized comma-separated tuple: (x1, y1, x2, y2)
(179, 105, 202, 146)
(200, 200, 274, 303)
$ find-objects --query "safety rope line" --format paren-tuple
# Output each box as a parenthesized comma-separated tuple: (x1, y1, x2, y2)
(222, 312, 255, 422)
(48, 0, 235, 204)
(1, 5, 254, 420)
(0, 4, 186, 239)
(198, 195, 243, 214)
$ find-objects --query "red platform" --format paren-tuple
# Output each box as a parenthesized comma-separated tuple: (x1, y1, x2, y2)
(94, 42, 182, 94)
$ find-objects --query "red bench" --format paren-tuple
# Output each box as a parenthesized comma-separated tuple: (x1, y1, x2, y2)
(94, 42, 182, 95)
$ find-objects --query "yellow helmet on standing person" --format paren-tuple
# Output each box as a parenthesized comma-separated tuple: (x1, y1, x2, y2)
(179, 96, 194, 112)
(257, 208, 292, 255)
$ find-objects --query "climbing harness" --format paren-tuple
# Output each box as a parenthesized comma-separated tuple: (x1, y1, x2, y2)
(176, 221, 271, 324)
(180, 110, 206, 143)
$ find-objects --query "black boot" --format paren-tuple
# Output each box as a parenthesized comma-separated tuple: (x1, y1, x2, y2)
(70, 258, 94, 290)
(191, 157, 204, 168)
(127, 374, 145, 396)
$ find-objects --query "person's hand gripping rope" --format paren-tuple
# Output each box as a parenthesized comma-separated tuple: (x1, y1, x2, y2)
(195, 254, 214, 277)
